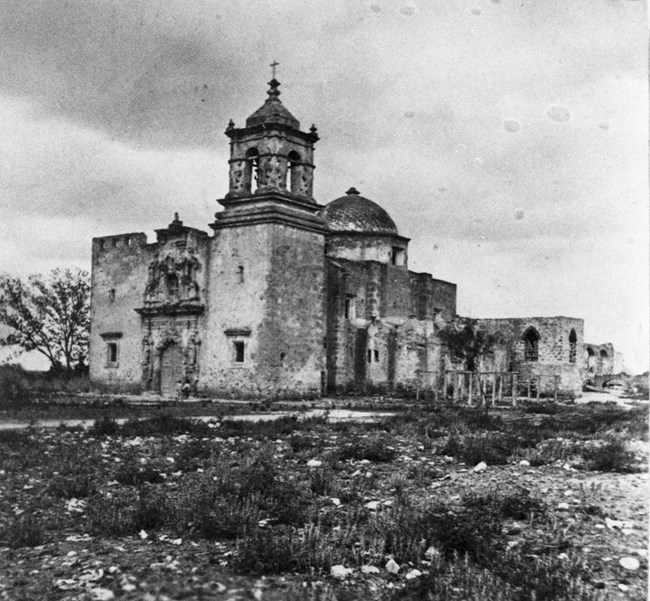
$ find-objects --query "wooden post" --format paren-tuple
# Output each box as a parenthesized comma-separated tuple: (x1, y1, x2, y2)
(498, 373, 503, 404)
(492, 372, 497, 407)
(454, 372, 460, 404)
(536, 375, 541, 401)
(416, 372, 420, 401)
(554, 375, 559, 403)
(527, 378, 531, 401)
(434, 373, 439, 402)
(513, 373, 518, 407)
(468, 372, 473, 406)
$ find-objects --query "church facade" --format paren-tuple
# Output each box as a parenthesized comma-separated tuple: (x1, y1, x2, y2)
(89, 79, 616, 398)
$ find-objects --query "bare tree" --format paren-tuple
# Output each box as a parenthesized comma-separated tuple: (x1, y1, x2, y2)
(0, 268, 90, 374)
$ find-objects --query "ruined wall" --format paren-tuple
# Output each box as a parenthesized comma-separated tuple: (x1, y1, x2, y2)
(89, 233, 151, 386)
(583, 342, 616, 377)
(477, 316, 585, 395)
(325, 257, 455, 392)
(409, 273, 457, 320)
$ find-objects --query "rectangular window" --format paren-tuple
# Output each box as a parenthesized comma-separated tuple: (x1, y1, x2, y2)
(374, 349, 379, 362)
(233, 341, 245, 363)
(106, 342, 119, 367)
(367, 349, 372, 364)
(344, 296, 356, 320)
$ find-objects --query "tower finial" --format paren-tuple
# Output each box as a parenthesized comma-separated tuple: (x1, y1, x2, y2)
(270, 59, 279, 79)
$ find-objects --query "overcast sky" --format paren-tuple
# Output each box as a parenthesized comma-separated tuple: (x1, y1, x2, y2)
(0, 0, 647, 372)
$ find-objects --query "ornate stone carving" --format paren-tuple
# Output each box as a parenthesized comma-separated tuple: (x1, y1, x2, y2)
(229, 160, 246, 193)
(143, 249, 202, 305)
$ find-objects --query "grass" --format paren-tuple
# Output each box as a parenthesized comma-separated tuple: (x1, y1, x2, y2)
(0, 398, 646, 600)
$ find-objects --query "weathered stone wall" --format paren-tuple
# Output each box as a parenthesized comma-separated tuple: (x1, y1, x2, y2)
(201, 225, 272, 396)
(201, 223, 325, 398)
(477, 316, 585, 395)
(409, 273, 457, 320)
(258, 224, 326, 396)
(583, 342, 616, 377)
(89, 233, 151, 386)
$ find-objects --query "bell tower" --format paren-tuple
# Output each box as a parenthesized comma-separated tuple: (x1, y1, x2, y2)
(225, 78, 319, 201)
(212, 76, 324, 232)
(204, 73, 327, 398)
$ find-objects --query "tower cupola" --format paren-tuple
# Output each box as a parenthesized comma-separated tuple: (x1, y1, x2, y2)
(224, 78, 319, 202)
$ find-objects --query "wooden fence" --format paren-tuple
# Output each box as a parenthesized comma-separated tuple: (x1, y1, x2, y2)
(415, 370, 564, 406)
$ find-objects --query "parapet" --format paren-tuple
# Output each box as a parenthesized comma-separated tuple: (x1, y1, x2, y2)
(93, 233, 148, 254)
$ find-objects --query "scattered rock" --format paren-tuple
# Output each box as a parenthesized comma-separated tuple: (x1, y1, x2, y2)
(307, 459, 322, 467)
(618, 583, 630, 592)
(385, 558, 400, 574)
(619, 557, 640, 571)
(330, 565, 352, 579)
(556, 502, 570, 511)
(361, 565, 380, 574)
(519, 460, 530, 467)
(473, 462, 487, 473)
(405, 569, 422, 580)
(330, 497, 341, 506)
(89, 589, 115, 601)
(139, 530, 149, 539)
(365, 501, 380, 511)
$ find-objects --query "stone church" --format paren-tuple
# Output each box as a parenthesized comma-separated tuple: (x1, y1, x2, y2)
(89, 79, 616, 398)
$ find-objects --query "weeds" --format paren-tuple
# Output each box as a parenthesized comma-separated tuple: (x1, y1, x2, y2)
(582, 439, 639, 473)
(0, 513, 46, 548)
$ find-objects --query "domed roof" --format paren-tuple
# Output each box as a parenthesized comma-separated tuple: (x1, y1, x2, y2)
(246, 79, 300, 129)
(321, 188, 399, 235)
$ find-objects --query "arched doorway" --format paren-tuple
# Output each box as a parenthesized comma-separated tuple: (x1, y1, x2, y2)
(160, 342, 181, 396)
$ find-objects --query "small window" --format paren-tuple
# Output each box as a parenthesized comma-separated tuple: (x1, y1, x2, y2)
(108, 288, 116, 303)
(344, 296, 356, 320)
(599, 349, 608, 358)
(106, 342, 119, 367)
(374, 349, 379, 362)
(367, 349, 372, 364)
(233, 341, 245, 363)
(568, 329, 577, 363)
(238, 265, 245, 284)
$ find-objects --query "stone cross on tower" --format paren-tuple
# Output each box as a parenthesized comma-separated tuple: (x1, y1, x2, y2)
(270, 60, 279, 79)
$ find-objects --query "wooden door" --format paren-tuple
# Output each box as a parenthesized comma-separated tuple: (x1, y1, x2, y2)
(160, 343, 181, 397)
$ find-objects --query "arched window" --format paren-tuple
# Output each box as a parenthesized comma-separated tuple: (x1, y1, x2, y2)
(244, 148, 259, 193)
(599, 349, 608, 358)
(568, 329, 577, 363)
(523, 327, 540, 362)
(586, 346, 595, 372)
(287, 150, 301, 194)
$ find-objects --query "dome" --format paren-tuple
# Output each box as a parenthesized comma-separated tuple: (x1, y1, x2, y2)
(245, 79, 300, 129)
(320, 188, 399, 236)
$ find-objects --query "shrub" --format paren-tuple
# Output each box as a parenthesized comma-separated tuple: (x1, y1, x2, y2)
(89, 416, 119, 436)
(120, 414, 212, 437)
(232, 528, 297, 575)
(337, 436, 396, 463)
(115, 463, 165, 486)
(0, 365, 31, 407)
(583, 439, 638, 473)
(1, 513, 46, 548)
(309, 467, 335, 496)
(88, 490, 171, 536)
(48, 474, 96, 498)
(439, 432, 524, 465)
